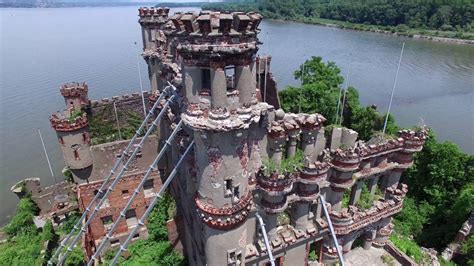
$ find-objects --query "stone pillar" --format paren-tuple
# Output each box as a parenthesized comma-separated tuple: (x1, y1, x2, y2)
(367, 176, 379, 195)
(210, 65, 228, 109)
(235, 64, 252, 106)
(249, 59, 257, 100)
(314, 128, 326, 160)
(340, 128, 358, 148)
(266, 213, 279, 242)
(150, 58, 159, 93)
(363, 230, 376, 250)
(301, 129, 316, 158)
(329, 127, 342, 150)
(286, 130, 299, 158)
(183, 65, 201, 105)
(349, 181, 363, 206)
(268, 136, 286, 165)
(293, 202, 310, 231)
(380, 170, 403, 192)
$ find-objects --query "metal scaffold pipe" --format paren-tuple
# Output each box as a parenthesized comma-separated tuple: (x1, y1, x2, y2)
(319, 194, 345, 266)
(48, 87, 170, 265)
(110, 141, 195, 266)
(88, 120, 184, 265)
(255, 212, 275, 266)
(56, 94, 176, 266)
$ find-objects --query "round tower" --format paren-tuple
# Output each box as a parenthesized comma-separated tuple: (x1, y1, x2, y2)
(138, 7, 171, 93)
(178, 11, 262, 265)
(50, 83, 93, 181)
(60, 82, 89, 110)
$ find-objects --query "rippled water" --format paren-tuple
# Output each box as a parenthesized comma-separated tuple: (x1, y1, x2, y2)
(0, 6, 473, 225)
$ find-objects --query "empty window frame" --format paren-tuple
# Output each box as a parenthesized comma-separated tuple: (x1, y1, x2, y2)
(224, 179, 233, 197)
(201, 68, 211, 91)
(143, 179, 154, 198)
(225, 65, 236, 90)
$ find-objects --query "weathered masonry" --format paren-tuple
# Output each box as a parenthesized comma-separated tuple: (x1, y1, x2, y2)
(136, 7, 428, 266)
(49, 82, 163, 256)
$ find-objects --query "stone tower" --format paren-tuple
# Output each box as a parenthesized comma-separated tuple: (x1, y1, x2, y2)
(50, 82, 93, 181)
(138, 7, 172, 94)
(175, 11, 263, 265)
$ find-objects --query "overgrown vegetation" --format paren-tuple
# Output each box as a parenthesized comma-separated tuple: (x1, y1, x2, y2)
(0, 197, 50, 265)
(355, 184, 382, 210)
(262, 149, 305, 175)
(68, 109, 84, 123)
(278, 56, 473, 263)
(106, 192, 184, 265)
(389, 233, 427, 263)
(89, 109, 145, 145)
(204, 0, 474, 40)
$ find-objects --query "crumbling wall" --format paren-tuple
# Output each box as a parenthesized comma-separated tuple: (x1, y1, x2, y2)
(88, 135, 159, 182)
(77, 172, 161, 258)
(88, 92, 152, 129)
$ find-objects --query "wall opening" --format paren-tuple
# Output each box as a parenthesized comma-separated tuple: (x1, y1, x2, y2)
(225, 65, 235, 91)
(125, 209, 138, 229)
(201, 68, 211, 91)
(143, 179, 154, 198)
(224, 179, 233, 197)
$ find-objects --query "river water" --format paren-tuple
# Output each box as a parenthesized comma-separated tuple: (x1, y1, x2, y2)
(0, 6, 473, 226)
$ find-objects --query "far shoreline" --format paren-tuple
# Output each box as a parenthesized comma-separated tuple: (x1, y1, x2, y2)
(269, 18, 474, 45)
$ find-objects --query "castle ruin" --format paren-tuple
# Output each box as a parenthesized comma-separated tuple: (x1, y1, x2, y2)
(46, 7, 428, 265)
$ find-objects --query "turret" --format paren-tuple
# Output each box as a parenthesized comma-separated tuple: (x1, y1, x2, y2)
(177, 11, 262, 265)
(50, 83, 93, 181)
(60, 82, 89, 110)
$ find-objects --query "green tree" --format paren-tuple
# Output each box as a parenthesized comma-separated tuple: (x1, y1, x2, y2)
(5, 197, 39, 236)
(294, 56, 344, 88)
(64, 246, 85, 266)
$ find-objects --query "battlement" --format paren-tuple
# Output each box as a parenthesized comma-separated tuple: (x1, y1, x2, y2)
(398, 127, 428, 152)
(89, 91, 151, 108)
(170, 11, 262, 37)
(60, 82, 88, 97)
(138, 7, 170, 25)
(49, 112, 88, 132)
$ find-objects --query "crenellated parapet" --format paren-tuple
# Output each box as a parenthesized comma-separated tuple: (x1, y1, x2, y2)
(329, 184, 407, 235)
(49, 112, 88, 132)
(195, 190, 253, 230)
(256, 170, 294, 196)
(59, 82, 89, 110)
(60, 82, 88, 98)
(138, 7, 170, 26)
(172, 11, 263, 66)
(398, 128, 428, 153)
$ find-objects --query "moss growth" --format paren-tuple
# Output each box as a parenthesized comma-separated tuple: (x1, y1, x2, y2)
(389, 233, 428, 263)
(68, 109, 84, 123)
(356, 184, 382, 211)
(277, 211, 290, 226)
(89, 109, 145, 145)
(262, 149, 305, 176)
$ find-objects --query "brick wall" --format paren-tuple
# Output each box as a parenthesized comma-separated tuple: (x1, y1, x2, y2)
(77, 172, 162, 257)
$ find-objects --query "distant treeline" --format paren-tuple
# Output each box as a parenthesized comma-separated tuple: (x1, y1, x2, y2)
(203, 0, 473, 32)
(155, 2, 209, 8)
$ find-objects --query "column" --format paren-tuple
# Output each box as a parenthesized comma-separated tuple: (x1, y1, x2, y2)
(286, 131, 299, 158)
(150, 58, 159, 93)
(301, 130, 316, 158)
(210, 65, 228, 110)
(349, 181, 363, 206)
(235, 64, 252, 106)
(293, 202, 310, 231)
(183, 65, 201, 105)
(367, 176, 379, 195)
